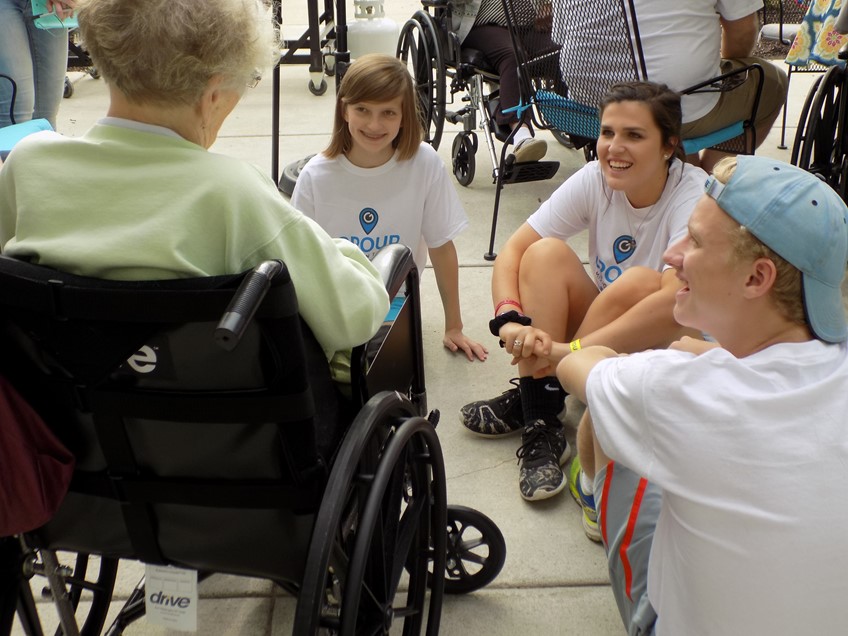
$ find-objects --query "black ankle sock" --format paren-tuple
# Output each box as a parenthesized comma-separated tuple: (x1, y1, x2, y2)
(519, 376, 566, 427)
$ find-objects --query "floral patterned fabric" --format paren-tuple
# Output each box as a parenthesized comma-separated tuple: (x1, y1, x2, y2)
(785, 0, 847, 67)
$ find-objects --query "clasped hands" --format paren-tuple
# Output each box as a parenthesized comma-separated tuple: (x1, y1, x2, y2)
(499, 323, 558, 375)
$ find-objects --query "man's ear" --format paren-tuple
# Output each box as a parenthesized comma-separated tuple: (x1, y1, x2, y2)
(743, 257, 778, 300)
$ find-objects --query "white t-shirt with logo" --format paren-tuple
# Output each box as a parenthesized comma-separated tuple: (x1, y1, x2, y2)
(527, 159, 706, 290)
(587, 340, 848, 634)
(291, 142, 468, 271)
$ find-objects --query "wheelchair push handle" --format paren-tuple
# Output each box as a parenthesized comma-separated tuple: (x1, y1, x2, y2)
(215, 260, 283, 351)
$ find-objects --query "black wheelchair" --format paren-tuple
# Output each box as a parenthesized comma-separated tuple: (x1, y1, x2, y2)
(0, 244, 505, 635)
(396, 0, 564, 189)
(791, 46, 848, 203)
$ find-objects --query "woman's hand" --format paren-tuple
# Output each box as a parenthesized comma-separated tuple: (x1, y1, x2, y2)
(47, 0, 76, 20)
(499, 324, 555, 373)
(501, 324, 552, 358)
(444, 328, 489, 361)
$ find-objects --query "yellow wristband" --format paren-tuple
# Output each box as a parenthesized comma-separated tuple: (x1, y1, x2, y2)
(569, 339, 582, 352)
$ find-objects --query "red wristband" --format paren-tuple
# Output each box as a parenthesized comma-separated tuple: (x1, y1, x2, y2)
(494, 299, 522, 316)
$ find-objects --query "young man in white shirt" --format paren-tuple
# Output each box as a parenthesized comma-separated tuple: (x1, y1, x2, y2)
(558, 156, 848, 634)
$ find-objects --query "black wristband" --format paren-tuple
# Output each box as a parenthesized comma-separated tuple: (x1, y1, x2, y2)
(489, 310, 531, 337)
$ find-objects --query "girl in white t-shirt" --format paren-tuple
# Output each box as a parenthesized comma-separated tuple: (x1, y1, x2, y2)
(292, 54, 487, 362)
(462, 82, 707, 508)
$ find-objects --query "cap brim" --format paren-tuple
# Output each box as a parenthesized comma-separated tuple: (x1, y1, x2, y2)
(804, 275, 848, 343)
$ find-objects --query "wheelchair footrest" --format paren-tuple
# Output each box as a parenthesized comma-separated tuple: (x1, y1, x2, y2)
(501, 160, 559, 184)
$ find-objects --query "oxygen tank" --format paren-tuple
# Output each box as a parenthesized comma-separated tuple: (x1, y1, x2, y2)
(346, 0, 399, 59)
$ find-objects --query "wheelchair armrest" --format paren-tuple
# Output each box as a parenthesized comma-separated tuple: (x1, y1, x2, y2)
(370, 244, 417, 299)
(351, 244, 426, 415)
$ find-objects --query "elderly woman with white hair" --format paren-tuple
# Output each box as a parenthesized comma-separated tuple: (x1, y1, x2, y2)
(0, 0, 390, 385)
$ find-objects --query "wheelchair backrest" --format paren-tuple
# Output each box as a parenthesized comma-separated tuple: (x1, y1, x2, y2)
(0, 256, 334, 582)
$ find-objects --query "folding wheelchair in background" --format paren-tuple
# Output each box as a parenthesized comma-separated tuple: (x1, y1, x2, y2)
(396, 0, 564, 192)
(0, 244, 506, 635)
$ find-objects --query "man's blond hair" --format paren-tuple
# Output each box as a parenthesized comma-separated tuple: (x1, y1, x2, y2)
(712, 157, 806, 327)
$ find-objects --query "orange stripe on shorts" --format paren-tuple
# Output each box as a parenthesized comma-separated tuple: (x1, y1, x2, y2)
(619, 476, 648, 602)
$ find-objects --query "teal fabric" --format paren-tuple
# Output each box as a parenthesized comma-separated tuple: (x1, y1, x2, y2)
(0, 118, 51, 153)
(681, 121, 744, 154)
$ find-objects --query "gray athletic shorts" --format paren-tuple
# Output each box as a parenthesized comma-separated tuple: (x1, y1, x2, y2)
(594, 461, 662, 636)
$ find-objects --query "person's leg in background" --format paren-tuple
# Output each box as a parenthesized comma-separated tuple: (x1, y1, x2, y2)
(29, 14, 69, 128)
(462, 24, 548, 161)
(0, 0, 68, 129)
(0, 0, 36, 127)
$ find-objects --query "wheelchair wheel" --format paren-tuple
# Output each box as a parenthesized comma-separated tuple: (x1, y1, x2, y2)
(16, 547, 118, 636)
(550, 128, 576, 149)
(309, 78, 328, 96)
(792, 65, 848, 202)
(294, 392, 447, 635)
(397, 11, 446, 150)
(452, 132, 477, 187)
(439, 505, 506, 594)
(790, 73, 823, 166)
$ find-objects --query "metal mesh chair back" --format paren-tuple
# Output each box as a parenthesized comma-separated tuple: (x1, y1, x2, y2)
(502, 0, 646, 139)
(762, 0, 810, 33)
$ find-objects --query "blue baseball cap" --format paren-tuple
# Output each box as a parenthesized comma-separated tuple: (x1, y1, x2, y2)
(704, 156, 848, 343)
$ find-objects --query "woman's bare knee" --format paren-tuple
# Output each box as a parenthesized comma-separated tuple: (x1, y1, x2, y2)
(518, 238, 596, 335)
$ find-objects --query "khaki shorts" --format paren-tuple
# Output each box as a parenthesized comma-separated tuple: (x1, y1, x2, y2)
(681, 57, 788, 140)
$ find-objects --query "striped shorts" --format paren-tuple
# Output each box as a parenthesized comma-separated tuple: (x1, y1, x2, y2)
(594, 461, 661, 636)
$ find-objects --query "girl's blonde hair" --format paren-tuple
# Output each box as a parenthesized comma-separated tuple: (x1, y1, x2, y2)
(325, 54, 422, 160)
(712, 157, 806, 327)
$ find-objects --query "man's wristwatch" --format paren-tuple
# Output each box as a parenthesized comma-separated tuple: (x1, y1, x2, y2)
(489, 310, 532, 337)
